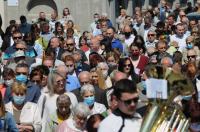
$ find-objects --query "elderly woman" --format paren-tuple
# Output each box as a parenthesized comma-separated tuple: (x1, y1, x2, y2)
(37, 70, 78, 132)
(81, 84, 106, 115)
(57, 103, 90, 132)
(44, 94, 72, 132)
(5, 81, 41, 132)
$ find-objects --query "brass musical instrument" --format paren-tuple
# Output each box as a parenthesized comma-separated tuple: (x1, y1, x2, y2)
(140, 65, 194, 132)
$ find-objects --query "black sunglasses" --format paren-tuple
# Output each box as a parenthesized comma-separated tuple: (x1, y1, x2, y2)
(16, 48, 26, 51)
(187, 55, 196, 59)
(13, 36, 22, 40)
(124, 64, 131, 67)
(120, 97, 139, 105)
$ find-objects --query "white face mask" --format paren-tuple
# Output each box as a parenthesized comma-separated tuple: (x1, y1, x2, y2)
(5, 79, 14, 87)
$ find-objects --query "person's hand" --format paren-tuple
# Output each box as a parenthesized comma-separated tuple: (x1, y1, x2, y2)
(17, 124, 33, 132)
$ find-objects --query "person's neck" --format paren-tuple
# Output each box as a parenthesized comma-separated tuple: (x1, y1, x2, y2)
(131, 55, 140, 61)
(57, 110, 70, 120)
(13, 103, 23, 110)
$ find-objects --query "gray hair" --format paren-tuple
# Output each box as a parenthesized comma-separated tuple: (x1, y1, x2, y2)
(47, 70, 65, 96)
(80, 84, 95, 97)
(16, 40, 27, 47)
(78, 71, 90, 79)
(73, 103, 90, 118)
(56, 94, 71, 106)
(97, 62, 108, 70)
(161, 57, 173, 66)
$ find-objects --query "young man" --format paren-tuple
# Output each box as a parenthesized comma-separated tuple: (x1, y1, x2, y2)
(98, 79, 142, 132)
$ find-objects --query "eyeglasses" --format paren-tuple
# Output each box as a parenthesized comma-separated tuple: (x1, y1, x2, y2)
(187, 55, 196, 59)
(120, 97, 139, 105)
(148, 34, 155, 37)
(124, 64, 131, 67)
(56, 79, 65, 85)
(66, 64, 74, 67)
(13, 36, 22, 40)
(15, 48, 26, 51)
(16, 72, 27, 75)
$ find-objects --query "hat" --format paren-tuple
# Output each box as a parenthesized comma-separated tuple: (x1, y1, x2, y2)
(14, 50, 25, 58)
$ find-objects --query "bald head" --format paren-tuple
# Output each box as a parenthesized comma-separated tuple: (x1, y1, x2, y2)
(78, 71, 91, 86)
(161, 57, 173, 68)
(113, 71, 127, 83)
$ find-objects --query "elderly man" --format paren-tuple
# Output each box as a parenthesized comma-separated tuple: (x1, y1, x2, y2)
(71, 71, 104, 103)
(145, 29, 158, 48)
(99, 79, 142, 132)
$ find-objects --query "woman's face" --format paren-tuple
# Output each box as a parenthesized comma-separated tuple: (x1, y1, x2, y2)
(83, 91, 94, 99)
(56, 25, 62, 32)
(123, 60, 131, 74)
(107, 56, 116, 64)
(74, 114, 87, 129)
(91, 72, 98, 85)
(67, 22, 73, 28)
(63, 8, 69, 16)
(54, 75, 65, 94)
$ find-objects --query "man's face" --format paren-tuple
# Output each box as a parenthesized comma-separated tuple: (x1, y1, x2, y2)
(176, 25, 185, 37)
(65, 39, 75, 52)
(147, 31, 156, 42)
(157, 43, 167, 53)
(106, 29, 114, 40)
(79, 75, 90, 86)
(31, 75, 42, 86)
(117, 92, 139, 116)
(187, 50, 196, 62)
(15, 43, 27, 51)
(43, 59, 54, 68)
(13, 33, 23, 44)
(90, 38, 100, 51)
(50, 38, 60, 48)
(189, 20, 196, 29)
(101, 22, 108, 32)
(57, 101, 71, 116)
(15, 67, 29, 77)
(168, 16, 174, 26)
(40, 12, 46, 19)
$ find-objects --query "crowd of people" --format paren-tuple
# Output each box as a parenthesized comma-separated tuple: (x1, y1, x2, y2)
(0, 0, 199, 131)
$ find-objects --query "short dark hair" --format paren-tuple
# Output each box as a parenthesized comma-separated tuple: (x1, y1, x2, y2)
(107, 27, 116, 33)
(35, 65, 49, 76)
(3, 68, 15, 78)
(113, 79, 137, 99)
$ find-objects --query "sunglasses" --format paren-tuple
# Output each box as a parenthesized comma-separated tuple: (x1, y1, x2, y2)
(124, 64, 131, 67)
(148, 34, 155, 37)
(16, 72, 27, 75)
(66, 43, 74, 46)
(66, 64, 74, 67)
(16, 48, 26, 51)
(120, 97, 139, 105)
(187, 55, 196, 59)
(13, 36, 22, 40)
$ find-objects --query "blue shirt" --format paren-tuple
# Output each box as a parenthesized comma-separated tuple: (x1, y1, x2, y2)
(112, 39, 123, 53)
(66, 75, 80, 92)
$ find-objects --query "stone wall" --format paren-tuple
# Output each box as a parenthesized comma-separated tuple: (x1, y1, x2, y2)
(2, 0, 116, 32)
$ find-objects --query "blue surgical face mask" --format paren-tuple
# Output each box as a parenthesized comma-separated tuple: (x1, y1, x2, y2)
(16, 74, 28, 83)
(187, 43, 193, 49)
(13, 95, 25, 105)
(84, 96, 95, 106)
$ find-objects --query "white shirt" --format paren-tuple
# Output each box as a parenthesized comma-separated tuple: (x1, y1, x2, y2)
(91, 102, 106, 115)
(124, 34, 135, 48)
(170, 34, 188, 52)
(98, 112, 142, 132)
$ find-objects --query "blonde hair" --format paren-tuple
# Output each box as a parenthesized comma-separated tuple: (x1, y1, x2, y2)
(12, 81, 27, 94)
